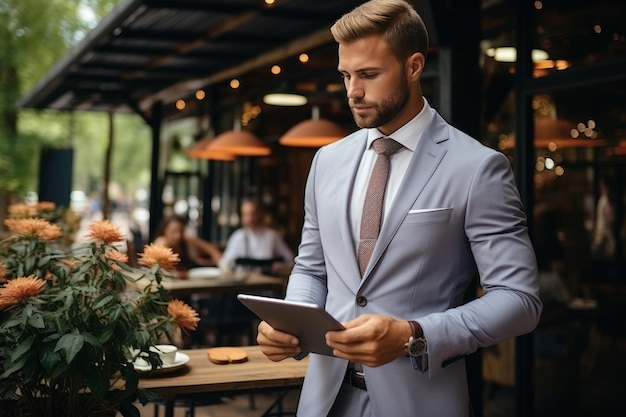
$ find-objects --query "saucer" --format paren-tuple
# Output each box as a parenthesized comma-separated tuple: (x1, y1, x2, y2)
(187, 267, 222, 279)
(134, 352, 190, 375)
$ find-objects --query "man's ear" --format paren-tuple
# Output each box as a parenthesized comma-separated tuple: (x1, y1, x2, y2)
(407, 52, 425, 81)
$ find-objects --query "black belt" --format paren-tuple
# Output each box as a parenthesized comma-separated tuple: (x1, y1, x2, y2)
(344, 363, 367, 391)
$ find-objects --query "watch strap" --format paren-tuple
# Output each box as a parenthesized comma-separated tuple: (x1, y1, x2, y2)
(407, 320, 428, 372)
(408, 320, 420, 338)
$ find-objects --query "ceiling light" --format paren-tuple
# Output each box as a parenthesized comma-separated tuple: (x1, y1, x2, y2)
(486, 47, 549, 63)
(279, 106, 348, 147)
(187, 137, 235, 161)
(263, 92, 307, 106)
(205, 130, 271, 156)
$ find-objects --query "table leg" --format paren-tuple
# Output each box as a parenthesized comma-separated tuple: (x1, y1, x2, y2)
(165, 399, 174, 417)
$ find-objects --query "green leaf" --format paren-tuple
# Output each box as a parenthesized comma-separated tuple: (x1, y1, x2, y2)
(110, 305, 123, 322)
(55, 331, 85, 363)
(93, 294, 114, 310)
(0, 355, 28, 379)
(23, 303, 35, 318)
(10, 335, 35, 362)
(100, 326, 114, 343)
(37, 255, 52, 267)
(40, 346, 63, 374)
(24, 256, 35, 273)
(27, 313, 45, 329)
(82, 332, 102, 348)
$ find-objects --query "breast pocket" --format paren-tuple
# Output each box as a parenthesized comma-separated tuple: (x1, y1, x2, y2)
(402, 208, 453, 225)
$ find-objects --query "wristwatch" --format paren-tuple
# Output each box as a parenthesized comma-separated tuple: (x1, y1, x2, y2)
(405, 320, 427, 357)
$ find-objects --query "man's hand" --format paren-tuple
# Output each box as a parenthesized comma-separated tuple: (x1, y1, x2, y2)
(257, 321, 302, 361)
(325, 314, 412, 367)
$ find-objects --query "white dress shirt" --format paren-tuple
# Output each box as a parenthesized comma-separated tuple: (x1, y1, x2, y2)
(350, 98, 435, 249)
(219, 227, 295, 270)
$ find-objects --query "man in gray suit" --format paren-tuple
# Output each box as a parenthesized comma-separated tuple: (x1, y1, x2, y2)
(257, 1, 542, 416)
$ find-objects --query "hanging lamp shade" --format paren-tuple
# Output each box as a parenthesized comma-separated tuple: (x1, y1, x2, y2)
(186, 136, 236, 161)
(279, 118, 347, 147)
(205, 130, 271, 156)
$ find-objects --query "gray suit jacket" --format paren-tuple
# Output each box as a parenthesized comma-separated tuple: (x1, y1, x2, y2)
(286, 109, 542, 417)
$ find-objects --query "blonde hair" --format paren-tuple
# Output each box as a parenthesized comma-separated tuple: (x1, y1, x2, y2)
(330, 0, 429, 61)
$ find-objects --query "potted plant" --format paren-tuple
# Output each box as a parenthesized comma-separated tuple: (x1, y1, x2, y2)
(0, 203, 199, 417)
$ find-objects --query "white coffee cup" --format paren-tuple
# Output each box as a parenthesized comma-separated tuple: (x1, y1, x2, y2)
(150, 344, 178, 365)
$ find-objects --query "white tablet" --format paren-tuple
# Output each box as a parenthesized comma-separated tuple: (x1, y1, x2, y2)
(237, 294, 344, 356)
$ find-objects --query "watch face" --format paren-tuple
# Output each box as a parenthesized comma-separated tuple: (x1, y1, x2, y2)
(408, 337, 426, 357)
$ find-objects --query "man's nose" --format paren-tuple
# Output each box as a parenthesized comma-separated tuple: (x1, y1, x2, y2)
(346, 79, 364, 99)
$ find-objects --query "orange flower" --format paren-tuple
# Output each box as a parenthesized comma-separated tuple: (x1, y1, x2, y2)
(60, 258, 80, 268)
(0, 276, 47, 311)
(87, 220, 125, 244)
(4, 218, 62, 240)
(105, 249, 129, 264)
(36, 201, 56, 212)
(0, 264, 7, 285)
(7, 204, 37, 218)
(139, 244, 180, 269)
(167, 299, 200, 330)
(105, 249, 128, 271)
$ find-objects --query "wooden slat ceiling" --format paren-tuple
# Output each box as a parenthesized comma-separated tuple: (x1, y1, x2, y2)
(17, 0, 369, 120)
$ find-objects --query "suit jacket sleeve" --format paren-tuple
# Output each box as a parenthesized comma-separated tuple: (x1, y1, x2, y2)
(286, 150, 328, 307)
(418, 151, 542, 377)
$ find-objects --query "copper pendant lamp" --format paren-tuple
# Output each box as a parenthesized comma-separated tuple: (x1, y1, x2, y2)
(186, 136, 236, 161)
(205, 129, 271, 157)
(279, 106, 347, 148)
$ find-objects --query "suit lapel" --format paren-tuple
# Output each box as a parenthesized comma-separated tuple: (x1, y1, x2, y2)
(361, 112, 450, 280)
(334, 131, 367, 276)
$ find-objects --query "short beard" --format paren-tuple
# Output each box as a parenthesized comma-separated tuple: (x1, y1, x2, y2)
(350, 73, 410, 129)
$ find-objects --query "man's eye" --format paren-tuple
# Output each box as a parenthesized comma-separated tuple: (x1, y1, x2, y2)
(362, 73, 377, 79)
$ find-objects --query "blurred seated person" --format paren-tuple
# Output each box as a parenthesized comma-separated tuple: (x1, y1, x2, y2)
(219, 198, 294, 274)
(154, 214, 222, 276)
(536, 248, 572, 321)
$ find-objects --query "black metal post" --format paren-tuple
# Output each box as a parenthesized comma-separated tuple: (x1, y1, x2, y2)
(148, 100, 163, 241)
(514, 1, 536, 417)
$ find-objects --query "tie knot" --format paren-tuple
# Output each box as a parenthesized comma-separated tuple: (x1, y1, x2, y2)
(372, 138, 403, 157)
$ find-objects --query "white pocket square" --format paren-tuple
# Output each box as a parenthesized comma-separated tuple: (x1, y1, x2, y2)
(408, 208, 450, 214)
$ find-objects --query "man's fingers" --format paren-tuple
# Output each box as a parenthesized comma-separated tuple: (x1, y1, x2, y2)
(257, 321, 301, 362)
(257, 321, 299, 346)
(259, 344, 301, 361)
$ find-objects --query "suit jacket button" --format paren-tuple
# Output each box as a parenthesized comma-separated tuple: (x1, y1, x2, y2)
(356, 296, 367, 307)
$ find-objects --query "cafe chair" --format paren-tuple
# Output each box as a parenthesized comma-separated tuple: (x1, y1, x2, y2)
(191, 294, 258, 347)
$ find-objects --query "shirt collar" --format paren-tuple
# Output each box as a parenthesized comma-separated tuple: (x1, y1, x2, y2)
(366, 97, 434, 152)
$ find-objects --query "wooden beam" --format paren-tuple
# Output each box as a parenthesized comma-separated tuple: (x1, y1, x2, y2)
(140, 27, 333, 110)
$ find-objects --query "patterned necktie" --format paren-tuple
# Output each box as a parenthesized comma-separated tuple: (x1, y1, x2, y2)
(358, 138, 403, 276)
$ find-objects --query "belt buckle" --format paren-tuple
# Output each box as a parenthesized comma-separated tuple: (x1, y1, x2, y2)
(347, 369, 366, 390)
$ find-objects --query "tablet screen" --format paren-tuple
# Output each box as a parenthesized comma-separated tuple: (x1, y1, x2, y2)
(237, 294, 344, 356)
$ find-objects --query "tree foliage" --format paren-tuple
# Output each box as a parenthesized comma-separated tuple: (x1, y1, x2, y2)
(1, 0, 150, 206)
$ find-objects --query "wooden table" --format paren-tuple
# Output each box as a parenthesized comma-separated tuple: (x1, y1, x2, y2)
(133, 272, 287, 299)
(138, 346, 308, 417)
